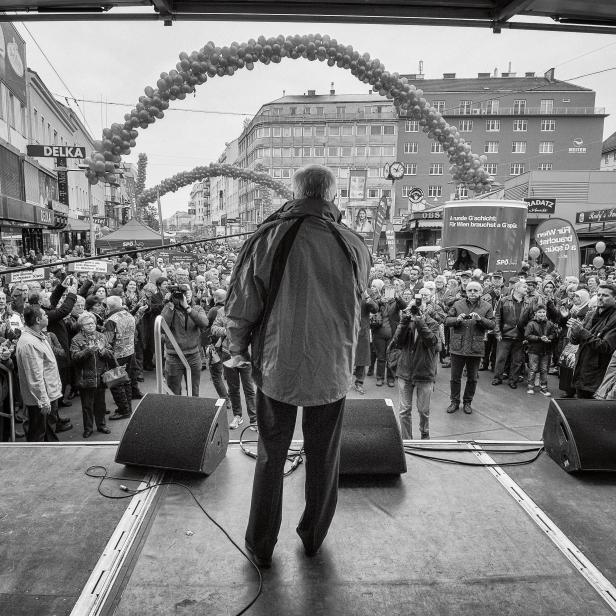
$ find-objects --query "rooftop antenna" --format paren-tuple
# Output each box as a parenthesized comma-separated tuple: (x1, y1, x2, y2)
(419, 60, 424, 75)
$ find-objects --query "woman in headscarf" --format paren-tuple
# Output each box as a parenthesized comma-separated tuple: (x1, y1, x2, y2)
(558, 288, 591, 397)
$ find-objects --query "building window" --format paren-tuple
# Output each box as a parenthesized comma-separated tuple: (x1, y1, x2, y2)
(293, 127, 302, 137)
(356, 146, 366, 156)
(339, 168, 350, 179)
(281, 147, 292, 157)
(336, 106, 346, 117)
(459, 100, 473, 115)
(368, 167, 381, 178)
(456, 184, 469, 198)
(270, 108, 281, 116)
(329, 125, 342, 136)
(433, 101, 446, 113)
(484, 99, 499, 115)
(303, 106, 311, 115)
(289, 107, 297, 115)
(404, 163, 417, 175)
(272, 126, 282, 137)
(540, 99, 554, 114)
(539, 141, 554, 153)
(512, 141, 527, 153)
(356, 125, 368, 136)
(405, 120, 419, 132)
(327, 146, 339, 156)
(513, 100, 527, 115)
(382, 145, 395, 156)
(302, 147, 311, 156)
(283, 127, 292, 137)
(369, 146, 382, 156)
(486, 119, 500, 132)
(314, 146, 325, 156)
(402, 185, 411, 197)
(484, 141, 499, 153)
(8, 92, 15, 128)
(510, 163, 525, 175)
(272, 147, 282, 157)
(303, 126, 313, 137)
(339, 188, 349, 198)
(484, 163, 498, 175)
(429, 163, 443, 175)
(368, 188, 379, 198)
(459, 120, 473, 132)
(431, 142, 444, 153)
(428, 185, 442, 198)
(541, 119, 556, 131)
(342, 125, 353, 136)
(341, 146, 353, 157)
(316, 107, 324, 116)
(404, 142, 418, 154)
(538, 163, 553, 171)
(314, 125, 325, 136)
(383, 125, 395, 135)
(513, 119, 528, 132)
(256, 127, 271, 138)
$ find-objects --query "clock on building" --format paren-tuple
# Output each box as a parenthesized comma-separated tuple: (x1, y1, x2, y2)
(389, 161, 405, 180)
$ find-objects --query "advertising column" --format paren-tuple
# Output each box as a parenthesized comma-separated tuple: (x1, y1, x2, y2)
(441, 200, 528, 278)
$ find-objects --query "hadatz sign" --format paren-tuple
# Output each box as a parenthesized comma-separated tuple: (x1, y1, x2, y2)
(26, 145, 86, 159)
(524, 198, 556, 214)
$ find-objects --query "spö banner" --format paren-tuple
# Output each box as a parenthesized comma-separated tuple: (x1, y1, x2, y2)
(534, 218, 580, 279)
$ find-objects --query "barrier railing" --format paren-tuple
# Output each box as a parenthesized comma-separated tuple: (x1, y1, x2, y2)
(154, 315, 192, 396)
(0, 364, 15, 442)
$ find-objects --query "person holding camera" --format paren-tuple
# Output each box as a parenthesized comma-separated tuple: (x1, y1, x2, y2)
(160, 284, 209, 396)
(393, 294, 440, 439)
(445, 281, 495, 414)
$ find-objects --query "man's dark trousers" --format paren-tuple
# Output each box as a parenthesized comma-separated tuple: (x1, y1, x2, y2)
(245, 389, 346, 559)
(450, 354, 481, 405)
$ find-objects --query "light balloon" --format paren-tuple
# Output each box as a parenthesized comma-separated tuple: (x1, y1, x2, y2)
(596, 241, 606, 254)
(593, 256, 605, 269)
(528, 246, 541, 259)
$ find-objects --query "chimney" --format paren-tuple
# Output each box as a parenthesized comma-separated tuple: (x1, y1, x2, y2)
(525, 72, 535, 78)
(494, 67, 498, 77)
(443, 72, 456, 79)
(368, 89, 373, 94)
(330, 82, 335, 95)
(307, 89, 316, 96)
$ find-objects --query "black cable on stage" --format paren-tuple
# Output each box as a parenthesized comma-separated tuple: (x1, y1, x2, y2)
(1, 230, 254, 276)
(238, 425, 305, 477)
(403, 445, 544, 467)
(85, 465, 262, 616)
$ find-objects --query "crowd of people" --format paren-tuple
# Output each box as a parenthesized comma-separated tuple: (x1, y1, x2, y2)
(0, 233, 615, 445)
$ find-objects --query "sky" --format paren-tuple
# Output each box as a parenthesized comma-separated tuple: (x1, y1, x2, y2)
(13, 17, 616, 217)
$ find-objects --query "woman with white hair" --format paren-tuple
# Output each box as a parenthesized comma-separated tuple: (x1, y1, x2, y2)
(70, 312, 114, 438)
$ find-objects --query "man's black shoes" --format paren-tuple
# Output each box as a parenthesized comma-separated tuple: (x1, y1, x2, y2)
(446, 402, 459, 414)
(244, 542, 272, 569)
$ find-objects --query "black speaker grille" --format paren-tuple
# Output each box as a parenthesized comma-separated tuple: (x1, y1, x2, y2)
(340, 398, 406, 475)
(116, 394, 221, 472)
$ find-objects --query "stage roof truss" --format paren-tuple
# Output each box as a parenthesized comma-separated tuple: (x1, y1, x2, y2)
(1, 1, 616, 35)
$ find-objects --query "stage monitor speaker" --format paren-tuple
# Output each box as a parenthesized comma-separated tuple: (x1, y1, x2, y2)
(543, 398, 616, 473)
(115, 394, 229, 475)
(339, 398, 407, 475)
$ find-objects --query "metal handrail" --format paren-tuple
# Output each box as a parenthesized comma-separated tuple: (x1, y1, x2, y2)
(154, 314, 192, 396)
(0, 363, 15, 442)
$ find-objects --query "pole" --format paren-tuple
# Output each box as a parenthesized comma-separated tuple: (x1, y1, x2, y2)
(157, 187, 164, 246)
(88, 181, 96, 256)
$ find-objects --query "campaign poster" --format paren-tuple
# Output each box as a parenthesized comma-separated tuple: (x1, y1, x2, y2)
(348, 169, 367, 200)
(0, 23, 27, 104)
(68, 260, 112, 275)
(441, 200, 528, 278)
(534, 218, 580, 279)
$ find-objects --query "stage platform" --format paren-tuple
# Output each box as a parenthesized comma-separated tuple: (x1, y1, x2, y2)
(1, 441, 615, 616)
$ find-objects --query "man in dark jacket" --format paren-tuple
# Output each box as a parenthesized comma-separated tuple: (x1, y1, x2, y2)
(445, 281, 495, 414)
(569, 283, 616, 398)
(225, 164, 371, 567)
(392, 303, 440, 439)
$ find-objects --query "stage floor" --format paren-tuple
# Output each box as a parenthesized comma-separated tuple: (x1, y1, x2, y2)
(1, 442, 615, 616)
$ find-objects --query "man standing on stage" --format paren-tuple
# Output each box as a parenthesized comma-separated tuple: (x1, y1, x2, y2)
(225, 164, 371, 568)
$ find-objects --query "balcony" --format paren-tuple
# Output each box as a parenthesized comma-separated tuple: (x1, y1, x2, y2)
(442, 106, 605, 117)
(254, 108, 398, 124)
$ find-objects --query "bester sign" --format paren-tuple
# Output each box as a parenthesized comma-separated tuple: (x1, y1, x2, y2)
(576, 208, 616, 224)
(524, 198, 556, 214)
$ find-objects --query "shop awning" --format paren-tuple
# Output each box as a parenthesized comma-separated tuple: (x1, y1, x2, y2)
(65, 217, 90, 232)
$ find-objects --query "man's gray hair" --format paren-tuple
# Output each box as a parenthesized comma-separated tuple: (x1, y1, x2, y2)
(106, 295, 122, 311)
(292, 165, 337, 201)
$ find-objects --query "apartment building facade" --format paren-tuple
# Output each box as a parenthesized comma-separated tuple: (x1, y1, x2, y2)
(236, 89, 397, 229)
(395, 72, 605, 248)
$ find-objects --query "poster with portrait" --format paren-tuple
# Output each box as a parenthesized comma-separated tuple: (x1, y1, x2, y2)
(0, 23, 27, 104)
(352, 205, 374, 234)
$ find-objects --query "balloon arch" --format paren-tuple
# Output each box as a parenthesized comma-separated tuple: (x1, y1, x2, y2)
(136, 163, 293, 214)
(84, 34, 494, 194)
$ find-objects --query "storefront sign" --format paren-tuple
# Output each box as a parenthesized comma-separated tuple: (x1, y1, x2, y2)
(67, 260, 112, 274)
(56, 156, 69, 206)
(534, 218, 580, 278)
(0, 24, 27, 104)
(524, 198, 556, 214)
(35, 207, 54, 226)
(568, 137, 587, 154)
(26, 145, 87, 159)
(576, 207, 616, 224)
(411, 209, 443, 220)
(7, 268, 48, 283)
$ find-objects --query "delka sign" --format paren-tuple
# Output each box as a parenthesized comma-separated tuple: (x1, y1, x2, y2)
(27, 144, 86, 159)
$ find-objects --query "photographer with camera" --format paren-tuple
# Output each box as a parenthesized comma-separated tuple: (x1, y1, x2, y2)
(444, 281, 495, 415)
(393, 293, 440, 440)
(161, 283, 209, 397)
